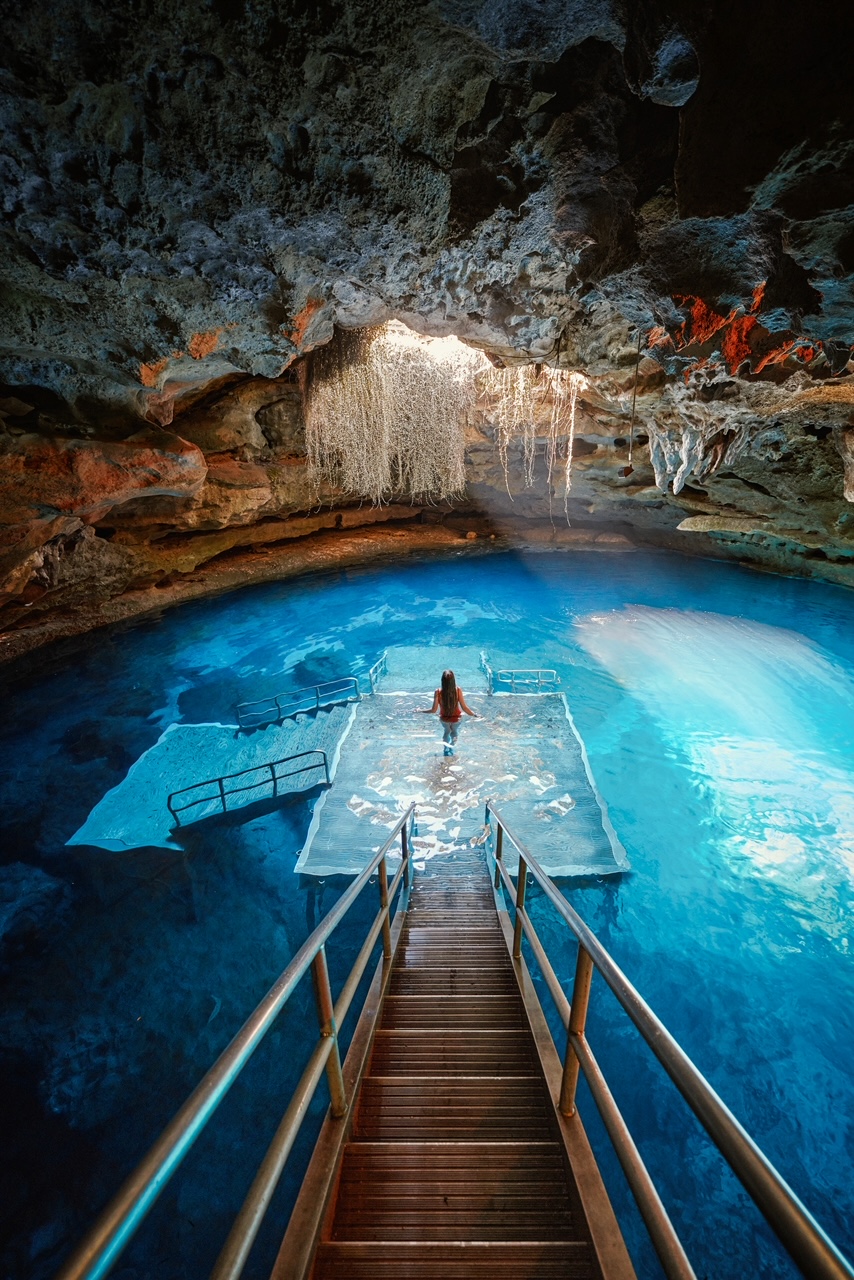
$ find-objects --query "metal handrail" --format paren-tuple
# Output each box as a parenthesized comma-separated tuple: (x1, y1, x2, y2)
(496, 667, 560, 692)
(167, 750, 329, 826)
(54, 805, 417, 1280)
(236, 677, 360, 729)
(485, 801, 854, 1280)
(366, 649, 388, 693)
(479, 652, 559, 694)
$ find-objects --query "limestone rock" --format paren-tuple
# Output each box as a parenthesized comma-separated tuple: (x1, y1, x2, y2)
(0, 1, 850, 421)
(676, 515, 771, 534)
(836, 429, 854, 504)
(0, 1, 852, 647)
(172, 378, 301, 455)
(0, 429, 208, 604)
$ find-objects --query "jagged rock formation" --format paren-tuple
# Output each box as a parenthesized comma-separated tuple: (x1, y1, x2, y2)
(1, 0, 852, 653)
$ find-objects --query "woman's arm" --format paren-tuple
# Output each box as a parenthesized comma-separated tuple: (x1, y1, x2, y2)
(458, 688, 478, 717)
(418, 690, 441, 714)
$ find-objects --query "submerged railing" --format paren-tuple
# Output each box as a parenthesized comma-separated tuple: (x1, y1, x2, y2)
(365, 649, 388, 693)
(167, 750, 329, 827)
(484, 801, 854, 1280)
(480, 652, 560, 694)
(235, 677, 360, 730)
(54, 806, 417, 1280)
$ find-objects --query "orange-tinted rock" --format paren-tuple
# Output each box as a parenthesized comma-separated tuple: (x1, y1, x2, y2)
(0, 514, 85, 605)
(0, 430, 207, 528)
(187, 329, 224, 359)
(0, 430, 207, 604)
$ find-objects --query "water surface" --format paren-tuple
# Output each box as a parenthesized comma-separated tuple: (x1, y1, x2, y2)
(1, 548, 853, 1279)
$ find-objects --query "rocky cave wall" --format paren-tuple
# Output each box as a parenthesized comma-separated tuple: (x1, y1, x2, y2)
(1, 0, 853, 658)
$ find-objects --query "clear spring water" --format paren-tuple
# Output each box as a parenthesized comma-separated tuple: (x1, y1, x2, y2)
(1, 547, 853, 1280)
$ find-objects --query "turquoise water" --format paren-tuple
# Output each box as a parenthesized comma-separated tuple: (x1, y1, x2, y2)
(1, 547, 853, 1279)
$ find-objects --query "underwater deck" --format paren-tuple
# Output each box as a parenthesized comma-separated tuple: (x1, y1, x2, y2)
(297, 647, 626, 878)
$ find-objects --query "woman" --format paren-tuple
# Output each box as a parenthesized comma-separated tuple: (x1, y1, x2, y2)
(420, 669, 478, 755)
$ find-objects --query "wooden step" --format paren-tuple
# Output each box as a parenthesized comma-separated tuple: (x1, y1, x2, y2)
(380, 996, 526, 1029)
(369, 1030, 540, 1076)
(401, 931, 503, 940)
(312, 1241, 598, 1278)
(389, 969, 518, 995)
(340, 1141, 567, 1174)
(398, 942, 510, 961)
(330, 1216, 579, 1242)
(352, 1077, 554, 1141)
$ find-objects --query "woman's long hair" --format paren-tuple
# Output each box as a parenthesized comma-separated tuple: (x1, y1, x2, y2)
(440, 670, 458, 719)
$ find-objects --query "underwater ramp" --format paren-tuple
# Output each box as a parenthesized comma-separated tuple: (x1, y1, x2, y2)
(297, 650, 626, 879)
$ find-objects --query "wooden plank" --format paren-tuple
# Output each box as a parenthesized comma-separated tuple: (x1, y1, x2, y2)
(312, 1241, 597, 1279)
(339, 1141, 566, 1170)
(338, 1180, 572, 1195)
(329, 1224, 580, 1242)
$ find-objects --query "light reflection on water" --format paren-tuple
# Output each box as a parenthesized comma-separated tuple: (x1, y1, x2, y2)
(576, 604, 854, 949)
(1, 548, 853, 1280)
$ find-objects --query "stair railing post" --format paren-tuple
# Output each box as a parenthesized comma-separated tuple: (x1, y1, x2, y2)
(378, 854, 393, 961)
(560, 944, 595, 1116)
(494, 823, 504, 890)
(218, 777, 227, 814)
(311, 944, 348, 1118)
(401, 820, 410, 893)
(512, 856, 528, 958)
(269, 762, 277, 799)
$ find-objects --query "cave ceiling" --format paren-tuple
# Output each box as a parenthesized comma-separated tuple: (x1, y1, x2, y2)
(0, 0, 853, 652)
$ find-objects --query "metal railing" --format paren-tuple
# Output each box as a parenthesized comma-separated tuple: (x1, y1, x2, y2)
(480, 652, 560, 694)
(236, 677, 360, 729)
(167, 750, 329, 827)
(365, 649, 388, 693)
(484, 801, 854, 1280)
(54, 805, 417, 1280)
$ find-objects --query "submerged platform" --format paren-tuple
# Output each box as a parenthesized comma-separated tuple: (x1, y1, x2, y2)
(67, 642, 625, 878)
(67, 704, 355, 852)
(296, 691, 626, 879)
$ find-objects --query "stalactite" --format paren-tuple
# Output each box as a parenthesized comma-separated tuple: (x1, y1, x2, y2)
(554, 370, 585, 516)
(480, 365, 588, 515)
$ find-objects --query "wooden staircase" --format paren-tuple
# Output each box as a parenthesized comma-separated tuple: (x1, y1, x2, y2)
(58, 800, 853, 1280)
(308, 847, 608, 1279)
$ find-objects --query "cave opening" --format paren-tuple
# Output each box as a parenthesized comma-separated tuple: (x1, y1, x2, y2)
(301, 320, 593, 518)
